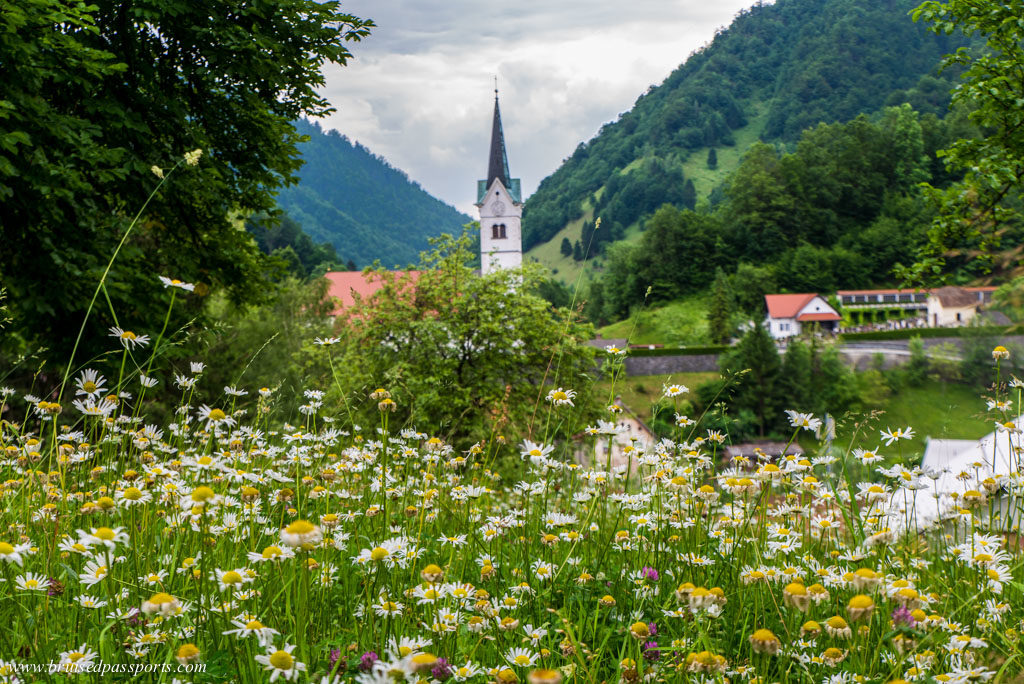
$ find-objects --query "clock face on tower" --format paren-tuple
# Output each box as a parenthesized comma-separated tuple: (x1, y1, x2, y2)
(492, 200, 505, 215)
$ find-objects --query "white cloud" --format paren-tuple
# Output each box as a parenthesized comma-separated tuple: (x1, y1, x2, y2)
(318, 1, 757, 214)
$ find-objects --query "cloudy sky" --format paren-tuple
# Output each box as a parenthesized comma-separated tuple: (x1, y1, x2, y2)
(319, 1, 758, 215)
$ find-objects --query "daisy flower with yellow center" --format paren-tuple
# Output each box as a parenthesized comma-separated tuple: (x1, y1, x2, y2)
(254, 643, 305, 682)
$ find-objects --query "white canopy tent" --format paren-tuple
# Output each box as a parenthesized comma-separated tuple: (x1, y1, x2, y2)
(895, 416, 1022, 531)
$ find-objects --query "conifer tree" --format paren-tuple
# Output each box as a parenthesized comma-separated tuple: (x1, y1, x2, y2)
(560, 237, 573, 257)
(707, 147, 718, 170)
(708, 267, 733, 344)
(720, 323, 782, 436)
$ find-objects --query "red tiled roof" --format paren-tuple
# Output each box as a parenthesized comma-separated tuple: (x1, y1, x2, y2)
(765, 293, 817, 319)
(797, 312, 841, 322)
(323, 271, 421, 315)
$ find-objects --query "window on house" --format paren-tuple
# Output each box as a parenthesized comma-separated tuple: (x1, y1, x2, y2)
(491, 223, 507, 239)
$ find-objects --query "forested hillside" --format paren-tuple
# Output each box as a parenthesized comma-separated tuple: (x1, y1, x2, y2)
(276, 119, 472, 267)
(585, 105, 975, 324)
(522, 0, 964, 253)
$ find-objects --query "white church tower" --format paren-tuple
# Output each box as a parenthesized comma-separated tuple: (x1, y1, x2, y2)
(476, 88, 522, 274)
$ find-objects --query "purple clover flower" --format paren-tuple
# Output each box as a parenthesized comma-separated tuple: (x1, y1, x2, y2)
(431, 657, 453, 681)
(358, 651, 379, 672)
(641, 566, 659, 581)
(892, 605, 916, 627)
(642, 640, 660, 661)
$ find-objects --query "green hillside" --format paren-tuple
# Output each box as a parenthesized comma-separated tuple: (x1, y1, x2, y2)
(524, 0, 965, 270)
(277, 119, 472, 268)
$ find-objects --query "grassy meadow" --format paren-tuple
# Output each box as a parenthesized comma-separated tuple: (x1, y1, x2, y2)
(1, 318, 1023, 683)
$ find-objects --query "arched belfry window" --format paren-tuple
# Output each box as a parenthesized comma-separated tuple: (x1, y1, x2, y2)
(491, 223, 507, 239)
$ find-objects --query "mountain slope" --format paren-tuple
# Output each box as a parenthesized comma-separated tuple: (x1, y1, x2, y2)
(522, 0, 964, 257)
(277, 119, 472, 267)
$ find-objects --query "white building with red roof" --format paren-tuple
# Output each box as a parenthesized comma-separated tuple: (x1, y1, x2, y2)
(764, 293, 841, 339)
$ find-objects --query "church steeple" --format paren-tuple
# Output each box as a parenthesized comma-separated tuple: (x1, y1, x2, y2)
(487, 89, 511, 191)
(476, 83, 523, 275)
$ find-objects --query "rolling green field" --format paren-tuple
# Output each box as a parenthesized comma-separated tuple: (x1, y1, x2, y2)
(597, 296, 711, 346)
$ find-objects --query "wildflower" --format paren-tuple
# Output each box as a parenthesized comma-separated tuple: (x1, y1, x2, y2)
(847, 594, 875, 621)
(141, 592, 182, 616)
(824, 616, 852, 639)
(314, 337, 340, 346)
(108, 327, 151, 350)
(545, 387, 576, 406)
(280, 520, 322, 548)
(58, 645, 99, 671)
(785, 410, 822, 432)
(79, 526, 129, 550)
(14, 573, 49, 592)
(629, 621, 650, 640)
(749, 628, 781, 654)
(880, 426, 915, 446)
(783, 582, 810, 612)
(74, 369, 107, 397)
(528, 669, 562, 684)
(184, 148, 203, 166)
(0, 541, 29, 566)
(223, 618, 280, 646)
(599, 594, 616, 607)
(198, 405, 235, 429)
(992, 346, 1010, 360)
(176, 644, 200, 665)
(802, 620, 822, 638)
(421, 564, 444, 583)
(158, 276, 195, 292)
(409, 653, 439, 674)
(663, 383, 689, 398)
(604, 345, 626, 356)
(151, 165, 164, 179)
(505, 647, 538, 668)
(255, 644, 306, 682)
(850, 567, 882, 589)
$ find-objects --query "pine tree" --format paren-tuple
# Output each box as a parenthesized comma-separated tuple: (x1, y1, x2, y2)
(721, 324, 782, 436)
(708, 267, 733, 344)
(682, 179, 697, 210)
(560, 236, 573, 257)
(780, 340, 813, 411)
(707, 147, 718, 169)
(573, 240, 584, 261)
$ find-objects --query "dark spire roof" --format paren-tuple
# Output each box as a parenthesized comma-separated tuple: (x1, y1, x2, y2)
(486, 91, 511, 190)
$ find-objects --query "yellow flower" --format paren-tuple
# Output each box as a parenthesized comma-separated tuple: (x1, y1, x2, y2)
(847, 594, 875, 621)
(748, 628, 781, 654)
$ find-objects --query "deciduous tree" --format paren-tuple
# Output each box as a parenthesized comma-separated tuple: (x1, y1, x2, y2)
(0, 0, 372, 361)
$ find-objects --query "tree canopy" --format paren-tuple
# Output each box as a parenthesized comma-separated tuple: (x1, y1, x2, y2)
(0, 0, 372, 361)
(906, 0, 1024, 281)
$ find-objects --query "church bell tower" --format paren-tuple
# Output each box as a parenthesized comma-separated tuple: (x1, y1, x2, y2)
(476, 86, 522, 274)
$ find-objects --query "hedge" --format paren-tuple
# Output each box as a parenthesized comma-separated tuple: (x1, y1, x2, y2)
(838, 326, 1011, 342)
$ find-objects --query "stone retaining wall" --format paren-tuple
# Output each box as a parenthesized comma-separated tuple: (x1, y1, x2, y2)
(624, 354, 720, 375)
(622, 334, 1024, 376)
